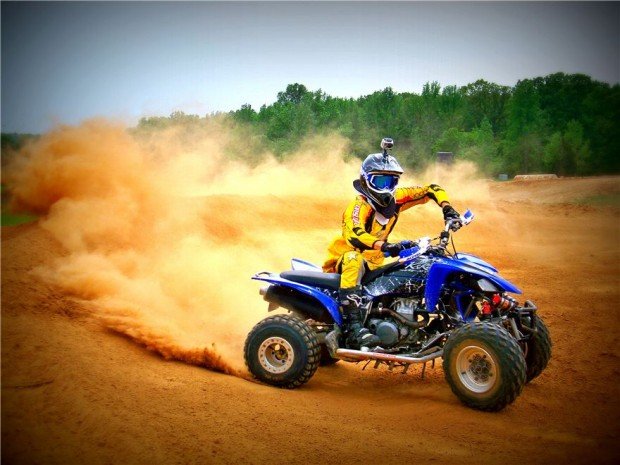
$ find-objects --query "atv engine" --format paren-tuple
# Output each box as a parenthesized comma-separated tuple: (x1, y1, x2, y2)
(393, 298, 420, 321)
(367, 298, 425, 348)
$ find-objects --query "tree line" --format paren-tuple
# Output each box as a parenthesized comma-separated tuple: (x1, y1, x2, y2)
(4, 72, 619, 177)
(224, 73, 618, 176)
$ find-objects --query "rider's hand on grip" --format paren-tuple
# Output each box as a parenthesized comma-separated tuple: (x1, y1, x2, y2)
(443, 204, 462, 231)
(442, 204, 460, 220)
(449, 220, 462, 232)
(399, 240, 416, 250)
(381, 242, 403, 258)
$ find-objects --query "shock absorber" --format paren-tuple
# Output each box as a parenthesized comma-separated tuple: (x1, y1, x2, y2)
(480, 293, 517, 319)
(492, 293, 518, 311)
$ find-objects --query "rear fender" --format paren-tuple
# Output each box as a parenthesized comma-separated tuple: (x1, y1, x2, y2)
(252, 273, 342, 326)
(425, 259, 521, 312)
(291, 258, 322, 271)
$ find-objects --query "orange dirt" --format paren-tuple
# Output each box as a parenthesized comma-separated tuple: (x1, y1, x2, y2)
(2, 176, 620, 465)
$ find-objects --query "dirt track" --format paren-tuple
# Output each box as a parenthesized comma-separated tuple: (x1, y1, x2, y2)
(2, 176, 620, 465)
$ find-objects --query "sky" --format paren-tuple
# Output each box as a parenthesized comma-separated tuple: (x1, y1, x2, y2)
(2, 1, 619, 133)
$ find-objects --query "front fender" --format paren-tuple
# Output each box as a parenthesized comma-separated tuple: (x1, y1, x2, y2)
(425, 259, 522, 311)
(454, 252, 498, 273)
(252, 273, 342, 326)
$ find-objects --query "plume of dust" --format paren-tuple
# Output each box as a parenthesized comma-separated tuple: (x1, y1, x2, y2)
(3, 119, 360, 376)
(390, 160, 515, 245)
(4, 121, 509, 377)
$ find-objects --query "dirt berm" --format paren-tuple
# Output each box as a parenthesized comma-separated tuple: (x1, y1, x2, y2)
(2, 176, 619, 465)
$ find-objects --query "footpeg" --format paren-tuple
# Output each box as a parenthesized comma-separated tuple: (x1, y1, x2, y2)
(325, 327, 341, 358)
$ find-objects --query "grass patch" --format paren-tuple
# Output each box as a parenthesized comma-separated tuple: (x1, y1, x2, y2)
(575, 193, 620, 207)
(1, 212, 37, 226)
(1, 184, 38, 225)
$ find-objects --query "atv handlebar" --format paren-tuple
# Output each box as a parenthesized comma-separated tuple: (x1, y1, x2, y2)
(443, 209, 474, 232)
(383, 209, 474, 258)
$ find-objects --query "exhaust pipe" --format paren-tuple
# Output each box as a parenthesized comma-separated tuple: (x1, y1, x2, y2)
(335, 348, 443, 364)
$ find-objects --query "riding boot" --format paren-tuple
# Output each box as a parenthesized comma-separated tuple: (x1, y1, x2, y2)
(339, 288, 381, 349)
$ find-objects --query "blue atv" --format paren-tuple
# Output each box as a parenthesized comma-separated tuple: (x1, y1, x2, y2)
(244, 211, 551, 411)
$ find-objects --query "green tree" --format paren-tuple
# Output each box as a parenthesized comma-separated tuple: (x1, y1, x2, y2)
(277, 83, 309, 105)
(465, 118, 499, 173)
(543, 120, 592, 175)
(502, 79, 547, 173)
(461, 79, 510, 133)
(233, 104, 257, 123)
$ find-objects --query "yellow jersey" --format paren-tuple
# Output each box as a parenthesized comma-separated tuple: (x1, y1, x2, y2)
(322, 184, 450, 272)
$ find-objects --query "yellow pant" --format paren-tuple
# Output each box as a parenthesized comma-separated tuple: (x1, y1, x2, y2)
(337, 251, 367, 289)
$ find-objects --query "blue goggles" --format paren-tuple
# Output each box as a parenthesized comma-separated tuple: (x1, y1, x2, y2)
(368, 174, 399, 190)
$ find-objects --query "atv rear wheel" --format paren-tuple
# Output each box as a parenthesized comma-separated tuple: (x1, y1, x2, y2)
(524, 316, 552, 383)
(443, 322, 526, 412)
(244, 314, 320, 388)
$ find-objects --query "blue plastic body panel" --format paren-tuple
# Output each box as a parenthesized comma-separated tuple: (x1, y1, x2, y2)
(424, 258, 522, 312)
(454, 252, 498, 273)
(252, 273, 343, 326)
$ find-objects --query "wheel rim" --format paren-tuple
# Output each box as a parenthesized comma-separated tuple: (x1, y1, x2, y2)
(258, 337, 295, 374)
(455, 345, 497, 393)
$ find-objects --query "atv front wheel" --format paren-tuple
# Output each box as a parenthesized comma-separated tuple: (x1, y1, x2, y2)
(443, 322, 526, 412)
(523, 316, 552, 383)
(244, 315, 320, 388)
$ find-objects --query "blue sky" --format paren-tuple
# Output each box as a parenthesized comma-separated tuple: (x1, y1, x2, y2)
(2, 1, 619, 133)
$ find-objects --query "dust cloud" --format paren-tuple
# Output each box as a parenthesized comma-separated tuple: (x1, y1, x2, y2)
(3, 119, 495, 375)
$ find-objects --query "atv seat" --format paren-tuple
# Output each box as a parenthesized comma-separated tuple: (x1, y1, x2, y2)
(280, 270, 341, 290)
(361, 260, 402, 285)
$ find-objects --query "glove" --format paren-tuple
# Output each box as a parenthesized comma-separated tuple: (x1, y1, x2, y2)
(399, 240, 416, 250)
(381, 242, 403, 257)
(442, 204, 461, 221)
(442, 205, 462, 231)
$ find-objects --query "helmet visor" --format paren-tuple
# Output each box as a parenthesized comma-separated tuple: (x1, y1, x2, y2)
(368, 174, 399, 191)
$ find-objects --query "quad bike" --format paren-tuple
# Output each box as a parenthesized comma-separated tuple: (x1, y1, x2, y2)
(244, 211, 551, 411)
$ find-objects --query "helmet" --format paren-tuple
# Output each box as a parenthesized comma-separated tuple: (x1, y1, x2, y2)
(359, 152, 403, 205)
(354, 140, 403, 216)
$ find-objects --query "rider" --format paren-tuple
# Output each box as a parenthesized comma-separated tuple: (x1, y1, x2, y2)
(323, 137, 461, 349)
